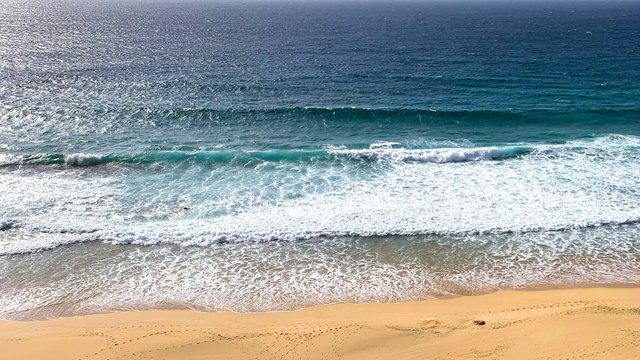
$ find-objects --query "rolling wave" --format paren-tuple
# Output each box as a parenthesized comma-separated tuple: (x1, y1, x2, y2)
(2, 134, 640, 256)
(1, 134, 638, 168)
(0, 146, 530, 168)
(328, 145, 532, 163)
(0, 150, 329, 167)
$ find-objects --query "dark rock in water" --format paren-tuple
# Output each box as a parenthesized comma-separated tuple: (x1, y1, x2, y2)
(472, 320, 486, 326)
(0, 220, 13, 231)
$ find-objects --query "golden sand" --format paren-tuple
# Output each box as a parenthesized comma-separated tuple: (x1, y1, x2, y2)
(2, 287, 639, 359)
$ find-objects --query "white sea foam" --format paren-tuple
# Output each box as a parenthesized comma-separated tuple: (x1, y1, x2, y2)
(0, 153, 21, 166)
(0, 144, 16, 151)
(2, 226, 640, 320)
(63, 153, 104, 166)
(1, 135, 640, 253)
(329, 145, 527, 163)
(2, 135, 640, 319)
(368, 141, 400, 149)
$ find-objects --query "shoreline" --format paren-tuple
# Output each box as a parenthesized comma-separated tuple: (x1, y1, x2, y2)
(5, 281, 640, 323)
(2, 286, 640, 359)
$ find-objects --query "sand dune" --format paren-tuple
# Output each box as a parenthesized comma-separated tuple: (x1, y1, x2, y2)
(2, 287, 639, 359)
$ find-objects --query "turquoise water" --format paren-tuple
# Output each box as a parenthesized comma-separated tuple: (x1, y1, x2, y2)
(1, 0, 640, 319)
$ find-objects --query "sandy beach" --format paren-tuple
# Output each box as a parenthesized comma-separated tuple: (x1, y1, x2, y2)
(2, 287, 639, 359)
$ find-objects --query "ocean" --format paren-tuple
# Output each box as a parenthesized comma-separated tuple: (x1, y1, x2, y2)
(1, 0, 640, 320)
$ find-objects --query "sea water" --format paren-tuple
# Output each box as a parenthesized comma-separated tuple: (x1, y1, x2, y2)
(1, 0, 640, 319)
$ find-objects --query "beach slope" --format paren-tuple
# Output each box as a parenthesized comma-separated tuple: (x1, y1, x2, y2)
(1, 287, 639, 360)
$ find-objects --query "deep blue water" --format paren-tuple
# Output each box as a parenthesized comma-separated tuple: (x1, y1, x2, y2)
(1, 0, 640, 319)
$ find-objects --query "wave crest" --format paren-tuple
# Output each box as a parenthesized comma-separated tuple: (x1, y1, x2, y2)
(328, 146, 532, 163)
(1, 134, 638, 168)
